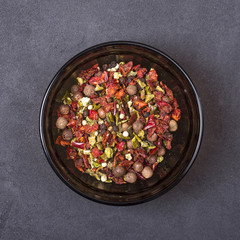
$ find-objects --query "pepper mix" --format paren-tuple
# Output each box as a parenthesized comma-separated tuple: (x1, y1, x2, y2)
(55, 61, 181, 184)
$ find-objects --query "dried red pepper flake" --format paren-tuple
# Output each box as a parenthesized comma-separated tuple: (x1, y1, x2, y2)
(89, 71, 109, 85)
(156, 101, 173, 113)
(75, 166, 85, 173)
(144, 114, 156, 130)
(148, 68, 158, 82)
(104, 103, 114, 113)
(147, 80, 155, 91)
(91, 147, 103, 157)
(149, 147, 158, 155)
(156, 138, 162, 147)
(113, 152, 121, 168)
(107, 71, 114, 81)
(69, 110, 76, 119)
(92, 96, 108, 106)
(165, 85, 174, 101)
(108, 134, 115, 146)
(133, 96, 148, 110)
(171, 98, 179, 109)
(116, 141, 125, 151)
(172, 108, 181, 121)
(137, 68, 147, 78)
(152, 162, 158, 171)
(82, 154, 90, 168)
(137, 148, 147, 158)
(68, 148, 77, 160)
(118, 160, 134, 169)
(112, 177, 126, 184)
(102, 71, 108, 82)
(72, 141, 85, 149)
(162, 132, 173, 145)
(164, 140, 172, 150)
(67, 119, 77, 128)
(159, 114, 170, 124)
(128, 79, 138, 85)
(156, 125, 168, 135)
(154, 91, 163, 101)
(106, 84, 119, 97)
(132, 64, 141, 71)
(102, 131, 110, 147)
(79, 64, 99, 80)
(119, 61, 133, 76)
(115, 89, 125, 99)
(55, 135, 62, 145)
(121, 100, 130, 117)
(98, 159, 104, 164)
(113, 100, 117, 115)
(71, 101, 78, 111)
(60, 140, 71, 146)
(88, 76, 102, 85)
(85, 123, 99, 134)
(148, 127, 156, 137)
(89, 110, 98, 120)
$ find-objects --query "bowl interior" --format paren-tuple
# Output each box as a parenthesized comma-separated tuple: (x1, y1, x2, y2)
(40, 42, 202, 204)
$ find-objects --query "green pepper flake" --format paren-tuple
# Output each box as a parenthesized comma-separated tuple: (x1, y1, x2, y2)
(145, 86, 152, 95)
(93, 103, 101, 110)
(106, 112, 114, 123)
(93, 162, 102, 168)
(97, 135, 103, 142)
(104, 147, 113, 158)
(156, 86, 165, 93)
(83, 150, 91, 155)
(157, 156, 164, 163)
(77, 99, 83, 107)
(132, 137, 140, 149)
(95, 84, 104, 91)
(140, 140, 156, 150)
(115, 113, 119, 125)
(105, 179, 113, 183)
(62, 90, 70, 101)
(138, 130, 145, 139)
(117, 132, 130, 140)
(127, 71, 138, 77)
(96, 143, 103, 150)
(77, 77, 84, 85)
(137, 79, 146, 89)
(77, 148, 83, 156)
(66, 97, 72, 105)
(86, 117, 96, 126)
(62, 91, 72, 105)
(113, 72, 123, 79)
(100, 153, 108, 161)
(124, 94, 130, 102)
(148, 145, 157, 150)
(110, 141, 116, 147)
(127, 100, 133, 108)
(141, 141, 149, 148)
(145, 94, 154, 103)
(85, 169, 100, 181)
(133, 132, 142, 142)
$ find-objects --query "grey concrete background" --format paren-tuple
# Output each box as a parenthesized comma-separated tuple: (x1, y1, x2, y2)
(1, 0, 240, 239)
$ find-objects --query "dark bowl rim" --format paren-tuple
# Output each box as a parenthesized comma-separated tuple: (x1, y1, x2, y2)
(39, 40, 203, 206)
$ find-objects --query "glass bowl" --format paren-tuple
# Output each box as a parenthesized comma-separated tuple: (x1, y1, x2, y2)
(39, 41, 203, 205)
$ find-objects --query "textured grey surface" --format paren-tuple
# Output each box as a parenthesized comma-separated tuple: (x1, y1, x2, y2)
(1, 0, 240, 239)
